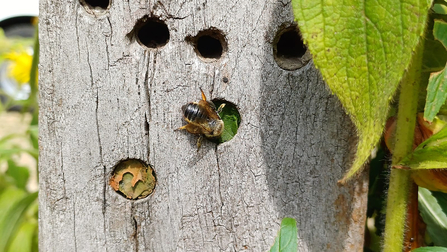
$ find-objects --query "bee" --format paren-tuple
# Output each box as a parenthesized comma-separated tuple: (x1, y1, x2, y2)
(177, 88, 225, 149)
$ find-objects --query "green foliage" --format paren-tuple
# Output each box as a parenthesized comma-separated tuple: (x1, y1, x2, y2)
(0, 26, 39, 252)
(397, 126, 447, 169)
(413, 247, 447, 252)
(292, 0, 447, 251)
(425, 20, 447, 122)
(0, 189, 38, 252)
(423, 15, 447, 75)
(270, 218, 298, 252)
(6, 160, 30, 189)
(8, 219, 38, 252)
(419, 188, 447, 247)
(433, 1, 447, 15)
(292, 0, 431, 183)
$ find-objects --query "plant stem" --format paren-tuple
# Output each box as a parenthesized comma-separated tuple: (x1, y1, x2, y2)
(382, 39, 424, 252)
(28, 25, 39, 125)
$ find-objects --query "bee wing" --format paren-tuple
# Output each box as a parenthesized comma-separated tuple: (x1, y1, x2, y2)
(198, 100, 221, 120)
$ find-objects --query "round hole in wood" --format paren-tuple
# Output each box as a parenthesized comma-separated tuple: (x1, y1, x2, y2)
(273, 24, 311, 70)
(210, 99, 241, 144)
(80, 0, 110, 13)
(136, 17, 170, 49)
(187, 28, 227, 61)
(109, 159, 156, 200)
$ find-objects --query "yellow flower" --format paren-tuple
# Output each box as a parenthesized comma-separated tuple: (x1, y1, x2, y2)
(4, 49, 34, 85)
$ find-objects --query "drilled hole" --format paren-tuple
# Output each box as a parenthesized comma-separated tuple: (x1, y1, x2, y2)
(211, 99, 241, 144)
(178, 90, 240, 148)
(277, 30, 306, 58)
(136, 18, 170, 49)
(109, 159, 156, 200)
(80, 0, 110, 13)
(273, 24, 311, 70)
(187, 28, 227, 62)
(197, 36, 222, 58)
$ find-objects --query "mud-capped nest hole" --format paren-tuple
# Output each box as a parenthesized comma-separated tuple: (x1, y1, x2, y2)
(109, 159, 156, 200)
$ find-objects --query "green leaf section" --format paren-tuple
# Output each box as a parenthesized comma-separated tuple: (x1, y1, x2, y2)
(397, 126, 447, 169)
(6, 160, 30, 190)
(8, 221, 38, 252)
(434, 19, 447, 49)
(418, 187, 447, 247)
(270, 218, 298, 252)
(425, 20, 447, 122)
(433, 0, 447, 15)
(213, 101, 241, 143)
(0, 188, 38, 252)
(292, 0, 431, 182)
(413, 247, 447, 252)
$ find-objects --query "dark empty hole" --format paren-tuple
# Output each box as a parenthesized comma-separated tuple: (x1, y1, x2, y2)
(273, 25, 311, 71)
(197, 36, 223, 59)
(81, 0, 110, 9)
(277, 29, 306, 58)
(137, 19, 170, 49)
(187, 28, 227, 61)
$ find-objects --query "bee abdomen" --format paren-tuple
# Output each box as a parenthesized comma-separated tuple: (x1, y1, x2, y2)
(182, 103, 206, 122)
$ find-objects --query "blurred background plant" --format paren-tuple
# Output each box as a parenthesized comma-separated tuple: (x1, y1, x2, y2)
(0, 12, 39, 252)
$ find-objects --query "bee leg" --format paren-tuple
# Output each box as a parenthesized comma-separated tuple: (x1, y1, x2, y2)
(196, 135, 203, 151)
(175, 125, 188, 131)
(217, 103, 226, 114)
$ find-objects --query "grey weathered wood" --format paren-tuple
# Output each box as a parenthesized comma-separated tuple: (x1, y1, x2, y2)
(39, 0, 368, 251)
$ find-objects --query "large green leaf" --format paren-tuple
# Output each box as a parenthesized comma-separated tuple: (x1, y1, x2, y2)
(7, 220, 38, 252)
(270, 218, 298, 252)
(292, 0, 431, 182)
(396, 126, 447, 169)
(0, 188, 38, 252)
(418, 187, 447, 246)
(425, 20, 447, 122)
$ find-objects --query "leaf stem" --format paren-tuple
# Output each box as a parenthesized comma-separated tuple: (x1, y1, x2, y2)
(382, 39, 425, 251)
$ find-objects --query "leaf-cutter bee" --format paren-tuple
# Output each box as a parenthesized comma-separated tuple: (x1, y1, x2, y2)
(177, 89, 225, 149)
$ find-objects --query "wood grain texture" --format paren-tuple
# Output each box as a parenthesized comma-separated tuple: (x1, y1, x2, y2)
(39, 0, 368, 251)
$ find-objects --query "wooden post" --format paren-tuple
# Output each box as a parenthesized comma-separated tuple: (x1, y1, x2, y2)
(39, 0, 368, 251)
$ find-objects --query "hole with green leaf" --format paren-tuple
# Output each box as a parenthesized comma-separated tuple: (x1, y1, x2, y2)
(211, 99, 241, 144)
